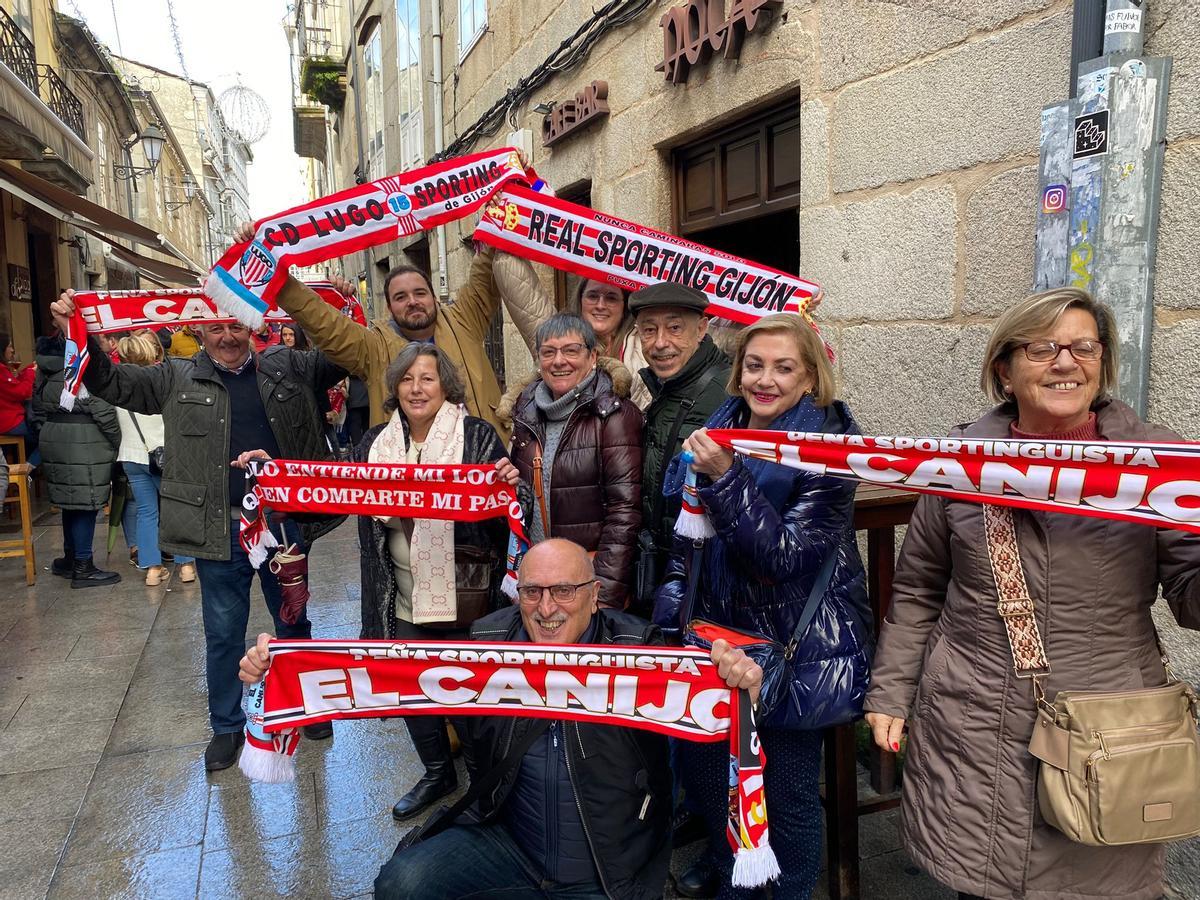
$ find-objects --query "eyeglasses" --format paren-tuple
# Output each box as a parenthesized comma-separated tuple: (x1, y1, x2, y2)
(1019, 340, 1105, 362)
(538, 343, 588, 362)
(516, 581, 593, 603)
(582, 291, 623, 306)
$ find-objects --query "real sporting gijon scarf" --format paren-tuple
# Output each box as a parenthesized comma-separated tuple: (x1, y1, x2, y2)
(204, 148, 528, 328)
(242, 624, 780, 887)
(473, 184, 831, 356)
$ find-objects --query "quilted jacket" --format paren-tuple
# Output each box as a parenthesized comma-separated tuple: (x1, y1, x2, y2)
(653, 395, 874, 730)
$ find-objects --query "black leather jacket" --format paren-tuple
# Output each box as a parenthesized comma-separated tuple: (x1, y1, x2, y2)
(462, 606, 672, 900)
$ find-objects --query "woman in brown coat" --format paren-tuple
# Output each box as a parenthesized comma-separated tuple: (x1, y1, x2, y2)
(864, 287, 1200, 900)
(499, 313, 643, 609)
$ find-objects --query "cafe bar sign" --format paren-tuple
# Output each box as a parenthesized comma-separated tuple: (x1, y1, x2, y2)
(542, 81, 610, 147)
(656, 0, 782, 84)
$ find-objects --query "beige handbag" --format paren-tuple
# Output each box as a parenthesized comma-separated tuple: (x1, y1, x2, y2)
(983, 503, 1200, 846)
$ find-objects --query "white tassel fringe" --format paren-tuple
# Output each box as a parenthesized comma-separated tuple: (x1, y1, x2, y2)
(238, 741, 297, 784)
(731, 841, 781, 888)
(204, 267, 268, 330)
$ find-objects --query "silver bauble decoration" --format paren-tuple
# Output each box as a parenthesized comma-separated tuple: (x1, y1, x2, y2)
(217, 84, 271, 144)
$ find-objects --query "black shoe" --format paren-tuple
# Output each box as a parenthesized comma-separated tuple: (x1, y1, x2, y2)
(50, 554, 74, 578)
(70, 559, 121, 589)
(391, 771, 457, 821)
(205, 731, 245, 772)
(391, 717, 458, 820)
(674, 859, 720, 899)
(302, 721, 333, 740)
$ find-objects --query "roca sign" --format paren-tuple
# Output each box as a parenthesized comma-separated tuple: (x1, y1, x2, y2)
(656, 0, 782, 84)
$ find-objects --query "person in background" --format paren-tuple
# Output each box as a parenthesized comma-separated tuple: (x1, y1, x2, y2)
(498, 312, 642, 609)
(342, 375, 370, 448)
(50, 290, 347, 773)
(355, 342, 523, 820)
(252, 323, 279, 353)
(655, 313, 872, 898)
(865, 287, 1200, 900)
(279, 323, 309, 350)
(30, 331, 122, 588)
(0, 332, 38, 466)
(167, 324, 203, 359)
(114, 332, 196, 586)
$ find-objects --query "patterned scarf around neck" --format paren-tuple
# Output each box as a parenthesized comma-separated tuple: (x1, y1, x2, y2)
(370, 400, 465, 623)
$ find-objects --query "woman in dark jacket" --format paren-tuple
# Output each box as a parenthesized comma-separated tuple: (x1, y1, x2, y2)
(499, 313, 643, 609)
(654, 313, 872, 899)
(31, 333, 122, 588)
(355, 342, 522, 823)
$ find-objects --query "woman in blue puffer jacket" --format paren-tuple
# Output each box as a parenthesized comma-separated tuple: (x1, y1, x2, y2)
(654, 313, 873, 899)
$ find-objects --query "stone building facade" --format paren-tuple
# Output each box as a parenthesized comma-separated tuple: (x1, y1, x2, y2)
(290, 0, 1200, 439)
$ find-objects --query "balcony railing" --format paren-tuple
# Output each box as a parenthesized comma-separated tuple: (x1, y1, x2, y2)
(0, 7, 87, 143)
(0, 6, 38, 93)
(39, 65, 85, 141)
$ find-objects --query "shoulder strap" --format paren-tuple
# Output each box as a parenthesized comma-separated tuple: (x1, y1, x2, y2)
(650, 365, 721, 531)
(982, 504, 1050, 677)
(128, 411, 151, 452)
(784, 546, 839, 661)
(413, 718, 552, 843)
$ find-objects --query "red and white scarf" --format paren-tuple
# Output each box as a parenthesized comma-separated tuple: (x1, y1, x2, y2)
(57, 284, 363, 410)
(472, 184, 830, 355)
(240, 458, 529, 595)
(701, 429, 1200, 533)
(204, 148, 528, 328)
(242, 624, 779, 887)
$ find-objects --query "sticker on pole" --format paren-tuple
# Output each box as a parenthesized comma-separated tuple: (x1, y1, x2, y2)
(1073, 110, 1109, 160)
(1105, 8, 1142, 36)
(1041, 184, 1069, 214)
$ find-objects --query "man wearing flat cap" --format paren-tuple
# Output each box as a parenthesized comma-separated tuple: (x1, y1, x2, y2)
(628, 283, 731, 615)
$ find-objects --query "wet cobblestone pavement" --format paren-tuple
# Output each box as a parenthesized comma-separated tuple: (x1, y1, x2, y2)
(0, 507, 1194, 898)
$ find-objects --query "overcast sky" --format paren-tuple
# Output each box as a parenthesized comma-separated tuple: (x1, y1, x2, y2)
(70, 0, 306, 218)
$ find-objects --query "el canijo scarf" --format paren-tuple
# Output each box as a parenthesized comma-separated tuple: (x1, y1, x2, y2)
(242, 623, 781, 887)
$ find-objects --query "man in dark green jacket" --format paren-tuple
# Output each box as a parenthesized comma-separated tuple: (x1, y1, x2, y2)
(628, 284, 731, 607)
(51, 291, 347, 772)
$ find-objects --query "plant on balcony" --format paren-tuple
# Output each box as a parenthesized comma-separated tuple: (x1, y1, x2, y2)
(300, 56, 345, 108)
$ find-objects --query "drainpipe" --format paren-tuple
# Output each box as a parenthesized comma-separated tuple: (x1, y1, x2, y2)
(1069, 0, 1106, 96)
(347, 0, 375, 305)
(430, 0, 450, 299)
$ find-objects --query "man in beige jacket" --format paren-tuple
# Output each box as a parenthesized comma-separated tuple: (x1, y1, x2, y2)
(237, 225, 550, 441)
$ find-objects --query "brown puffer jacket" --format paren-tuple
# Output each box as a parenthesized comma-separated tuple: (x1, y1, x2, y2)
(499, 357, 643, 609)
(865, 399, 1200, 900)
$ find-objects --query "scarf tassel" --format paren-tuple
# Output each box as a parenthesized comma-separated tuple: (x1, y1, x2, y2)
(205, 265, 270, 331)
(673, 452, 716, 540)
(728, 689, 780, 888)
(239, 679, 299, 783)
(501, 531, 527, 600)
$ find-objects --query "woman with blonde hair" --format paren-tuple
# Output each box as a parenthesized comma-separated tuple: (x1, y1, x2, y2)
(864, 287, 1200, 899)
(115, 332, 196, 585)
(654, 312, 873, 898)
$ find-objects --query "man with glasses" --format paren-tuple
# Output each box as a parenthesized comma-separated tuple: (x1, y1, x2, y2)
(351, 538, 762, 899)
(50, 291, 347, 773)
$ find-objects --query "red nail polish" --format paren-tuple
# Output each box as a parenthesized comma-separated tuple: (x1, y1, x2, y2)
(892, 741, 900, 752)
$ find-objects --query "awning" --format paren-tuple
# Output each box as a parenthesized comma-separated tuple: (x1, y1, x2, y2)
(0, 158, 204, 274)
(79, 226, 203, 286)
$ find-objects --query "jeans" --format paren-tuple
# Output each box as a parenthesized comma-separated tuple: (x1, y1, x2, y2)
(61, 508, 98, 561)
(679, 726, 824, 899)
(6, 421, 39, 467)
(195, 519, 310, 733)
(124, 462, 194, 568)
(375, 822, 607, 900)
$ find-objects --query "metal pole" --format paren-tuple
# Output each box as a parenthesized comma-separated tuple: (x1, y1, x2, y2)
(1102, 0, 1146, 56)
(1069, 0, 1106, 96)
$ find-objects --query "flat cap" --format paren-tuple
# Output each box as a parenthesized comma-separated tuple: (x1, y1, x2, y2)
(628, 281, 710, 315)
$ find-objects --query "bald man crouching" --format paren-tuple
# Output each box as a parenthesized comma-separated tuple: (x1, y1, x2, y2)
(240, 538, 760, 899)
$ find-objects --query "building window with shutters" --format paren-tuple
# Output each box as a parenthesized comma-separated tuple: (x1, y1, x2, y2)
(458, 0, 486, 60)
(363, 24, 385, 180)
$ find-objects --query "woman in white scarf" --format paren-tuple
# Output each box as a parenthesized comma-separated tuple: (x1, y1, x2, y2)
(357, 342, 520, 822)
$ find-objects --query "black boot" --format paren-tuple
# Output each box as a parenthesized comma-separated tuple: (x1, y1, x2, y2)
(70, 558, 121, 589)
(50, 553, 74, 578)
(392, 718, 457, 820)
